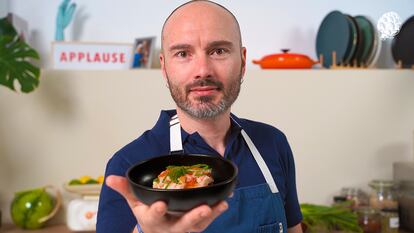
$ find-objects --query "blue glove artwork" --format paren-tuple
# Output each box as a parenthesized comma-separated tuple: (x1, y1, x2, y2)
(55, 0, 76, 41)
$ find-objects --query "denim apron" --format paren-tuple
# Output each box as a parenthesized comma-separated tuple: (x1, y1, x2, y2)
(169, 115, 287, 233)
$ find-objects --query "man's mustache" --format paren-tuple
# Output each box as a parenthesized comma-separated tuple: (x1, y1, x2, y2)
(185, 79, 224, 92)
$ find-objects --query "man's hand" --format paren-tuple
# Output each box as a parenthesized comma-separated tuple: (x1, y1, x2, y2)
(106, 175, 229, 233)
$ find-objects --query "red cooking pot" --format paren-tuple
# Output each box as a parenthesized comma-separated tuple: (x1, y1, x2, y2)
(253, 49, 318, 69)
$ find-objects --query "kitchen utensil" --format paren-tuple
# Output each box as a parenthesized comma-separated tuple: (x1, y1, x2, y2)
(399, 180, 414, 231)
(316, 10, 352, 68)
(127, 154, 237, 214)
(64, 180, 100, 231)
(64, 183, 102, 196)
(344, 14, 359, 65)
(67, 197, 99, 232)
(392, 15, 414, 68)
(252, 49, 318, 69)
(366, 24, 382, 68)
(394, 162, 414, 182)
(354, 16, 375, 66)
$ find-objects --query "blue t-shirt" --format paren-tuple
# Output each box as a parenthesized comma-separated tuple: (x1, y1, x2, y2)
(97, 110, 302, 232)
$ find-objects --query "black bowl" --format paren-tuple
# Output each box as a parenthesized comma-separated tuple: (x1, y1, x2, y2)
(126, 154, 238, 213)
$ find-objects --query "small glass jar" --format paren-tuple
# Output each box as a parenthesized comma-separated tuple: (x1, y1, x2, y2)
(369, 180, 399, 210)
(380, 208, 399, 233)
(341, 187, 369, 209)
(356, 207, 382, 233)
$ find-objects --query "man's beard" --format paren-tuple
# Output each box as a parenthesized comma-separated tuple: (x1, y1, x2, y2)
(166, 71, 242, 119)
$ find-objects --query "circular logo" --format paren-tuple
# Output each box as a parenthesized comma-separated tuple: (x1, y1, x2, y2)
(377, 11, 402, 40)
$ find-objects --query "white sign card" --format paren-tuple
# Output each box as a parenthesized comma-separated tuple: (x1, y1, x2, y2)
(52, 42, 134, 70)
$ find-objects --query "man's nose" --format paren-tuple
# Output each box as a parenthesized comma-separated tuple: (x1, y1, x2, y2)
(194, 54, 212, 79)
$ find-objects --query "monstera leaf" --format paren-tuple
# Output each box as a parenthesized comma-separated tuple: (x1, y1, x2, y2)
(0, 17, 40, 93)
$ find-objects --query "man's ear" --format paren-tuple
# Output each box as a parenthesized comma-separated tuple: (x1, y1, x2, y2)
(160, 52, 167, 82)
(241, 47, 247, 77)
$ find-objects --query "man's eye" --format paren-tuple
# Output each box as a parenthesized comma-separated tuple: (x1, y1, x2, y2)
(212, 48, 228, 55)
(175, 51, 187, 57)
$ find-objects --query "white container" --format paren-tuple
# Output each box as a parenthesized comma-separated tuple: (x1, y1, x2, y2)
(66, 196, 99, 232)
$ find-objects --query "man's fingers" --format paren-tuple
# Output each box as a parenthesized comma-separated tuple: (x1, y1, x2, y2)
(106, 175, 170, 231)
(106, 175, 228, 232)
(105, 175, 142, 207)
(170, 205, 212, 232)
(190, 201, 229, 231)
(143, 201, 168, 224)
(207, 201, 229, 222)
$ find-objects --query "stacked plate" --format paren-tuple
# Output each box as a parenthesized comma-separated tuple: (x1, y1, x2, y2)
(316, 11, 381, 68)
(392, 16, 414, 68)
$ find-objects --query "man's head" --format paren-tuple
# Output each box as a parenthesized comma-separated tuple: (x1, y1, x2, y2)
(161, 0, 242, 52)
(160, 0, 246, 119)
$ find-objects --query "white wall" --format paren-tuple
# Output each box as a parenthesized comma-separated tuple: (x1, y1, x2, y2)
(0, 70, 413, 225)
(8, 0, 414, 69)
(0, 0, 8, 18)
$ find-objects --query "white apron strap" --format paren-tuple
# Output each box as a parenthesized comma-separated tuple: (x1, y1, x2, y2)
(169, 114, 183, 154)
(240, 129, 279, 193)
(169, 114, 279, 193)
(231, 116, 279, 194)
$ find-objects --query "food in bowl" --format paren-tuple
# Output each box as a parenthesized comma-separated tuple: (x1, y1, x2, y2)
(153, 164, 214, 189)
(127, 154, 238, 212)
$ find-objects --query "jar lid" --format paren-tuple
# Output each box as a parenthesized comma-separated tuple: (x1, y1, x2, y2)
(369, 180, 398, 189)
(355, 206, 380, 215)
(341, 187, 363, 194)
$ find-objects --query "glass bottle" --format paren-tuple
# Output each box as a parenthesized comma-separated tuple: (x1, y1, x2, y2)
(369, 180, 399, 210)
(356, 207, 382, 233)
(380, 208, 399, 233)
(341, 187, 369, 209)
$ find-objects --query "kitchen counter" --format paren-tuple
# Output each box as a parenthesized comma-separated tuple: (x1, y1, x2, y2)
(1, 224, 95, 233)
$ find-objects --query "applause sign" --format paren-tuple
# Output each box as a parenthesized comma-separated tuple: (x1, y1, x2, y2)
(52, 42, 134, 70)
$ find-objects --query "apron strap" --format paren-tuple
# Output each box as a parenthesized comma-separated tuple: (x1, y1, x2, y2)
(169, 114, 184, 154)
(240, 129, 279, 193)
(169, 114, 279, 193)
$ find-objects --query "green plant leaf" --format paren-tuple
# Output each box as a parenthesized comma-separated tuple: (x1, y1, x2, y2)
(0, 17, 17, 37)
(0, 34, 41, 93)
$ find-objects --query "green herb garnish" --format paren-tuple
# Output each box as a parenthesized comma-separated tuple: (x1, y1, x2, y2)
(167, 166, 188, 183)
(159, 164, 210, 183)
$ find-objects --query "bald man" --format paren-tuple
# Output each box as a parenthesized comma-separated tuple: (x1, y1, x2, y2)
(97, 1, 303, 233)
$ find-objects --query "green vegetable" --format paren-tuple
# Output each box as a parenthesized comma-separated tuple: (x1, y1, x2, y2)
(10, 188, 54, 229)
(167, 166, 188, 183)
(300, 203, 362, 233)
(85, 179, 99, 184)
(68, 179, 81, 185)
(164, 164, 210, 182)
(158, 164, 211, 188)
